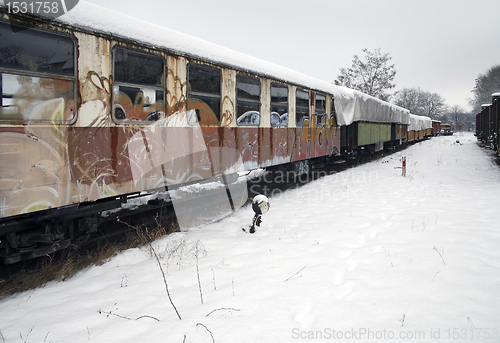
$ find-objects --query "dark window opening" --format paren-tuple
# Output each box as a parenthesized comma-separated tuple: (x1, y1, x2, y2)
(271, 82, 288, 128)
(296, 88, 309, 127)
(113, 47, 165, 123)
(0, 22, 76, 123)
(315, 93, 326, 127)
(114, 49, 163, 86)
(187, 63, 221, 125)
(0, 22, 74, 76)
(330, 96, 338, 127)
(236, 74, 260, 126)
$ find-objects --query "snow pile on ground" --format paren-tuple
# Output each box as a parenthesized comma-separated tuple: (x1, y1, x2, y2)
(1, 132, 499, 343)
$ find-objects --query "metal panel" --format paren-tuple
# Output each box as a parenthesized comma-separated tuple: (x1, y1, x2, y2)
(370, 123, 380, 145)
(357, 122, 372, 146)
(380, 123, 391, 142)
(357, 122, 391, 146)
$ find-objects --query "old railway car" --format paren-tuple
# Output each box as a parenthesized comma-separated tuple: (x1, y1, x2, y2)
(408, 114, 432, 142)
(431, 120, 441, 136)
(0, 3, 412, 264)
(335, 88, 409, 154)
(476, 93, 500, 151)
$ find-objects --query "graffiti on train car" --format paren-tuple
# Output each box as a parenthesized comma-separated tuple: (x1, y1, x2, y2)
(0, 73, 74, 123)
(79, 71, 112, 127)
(221, 96, 235, 127)
(0, 22, 341, 219)
(0, 73, 340, 219)
(0, 20, 77, 217)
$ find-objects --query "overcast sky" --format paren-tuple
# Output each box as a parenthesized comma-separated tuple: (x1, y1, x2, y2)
(85, 0, 499, 111)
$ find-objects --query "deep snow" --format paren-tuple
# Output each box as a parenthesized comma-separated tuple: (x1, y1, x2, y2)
(1, 132, 499, 343)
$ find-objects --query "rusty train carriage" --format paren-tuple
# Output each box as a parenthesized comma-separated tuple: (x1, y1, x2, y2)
(0, 3, 432, 263)
(0, 9, 344, 263)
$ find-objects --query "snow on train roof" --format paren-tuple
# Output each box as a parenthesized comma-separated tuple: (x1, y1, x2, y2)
(333, 87, 410, 126)
(409, 114, 432, 131)
(57, 1, 410, 126)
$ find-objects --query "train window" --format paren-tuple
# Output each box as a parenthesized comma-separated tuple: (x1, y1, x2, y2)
(187, 63, 221, 125)
(330, 96, 338, 127)
(270, 82, 288, 128)
(236, 74, 261, 126)
(296, 88, 309, 127)
(113, 48, 165, 123)
(315, 93, 326, 127)
(0, 22, 75, 123)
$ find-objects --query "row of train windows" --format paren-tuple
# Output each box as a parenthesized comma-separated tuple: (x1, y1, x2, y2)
(0, 22, 334, 126)
(187, 63, 332, 128)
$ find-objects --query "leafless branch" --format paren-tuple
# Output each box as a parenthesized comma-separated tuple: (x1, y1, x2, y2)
(117, 218, 182, 320)
(196, 323, 215, 343)
(433, 246, 446, 265)
(205, 308, 241, 317)
(150, 244, 182, 320)
(98, 309, 160, 322)
(195, 241, 204, 304)
(284, 265, 307, 282)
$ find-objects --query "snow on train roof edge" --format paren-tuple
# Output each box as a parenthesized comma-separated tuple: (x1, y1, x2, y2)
(59, 1, 410, 126)
(59, 2, 329, 89)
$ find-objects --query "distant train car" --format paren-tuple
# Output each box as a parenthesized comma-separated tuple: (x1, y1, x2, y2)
(476, 93, 500, 151)
(408, 114, 432, 142)
(432, 120, 441, 136)
(334, 88, 409, 155)
(441, 124, 453, 136)
(0, 3, 413, 264)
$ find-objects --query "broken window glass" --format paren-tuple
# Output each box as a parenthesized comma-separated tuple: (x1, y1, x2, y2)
(113, 48, 165, 123)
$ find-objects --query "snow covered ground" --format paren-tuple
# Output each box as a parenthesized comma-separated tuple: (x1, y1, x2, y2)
(1, 132, 499, 343)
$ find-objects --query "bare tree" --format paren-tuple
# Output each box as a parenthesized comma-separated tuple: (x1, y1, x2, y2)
(449, 105, 464, 124)
(470, 64, 500, 114)
(0, 45, 24, 65)
(393, 87, 446, 118)
(392, 87, 425, 114)
(422, 92, 447, 118)
(445, 105, 475, 131)
(335, 48, 396, 101)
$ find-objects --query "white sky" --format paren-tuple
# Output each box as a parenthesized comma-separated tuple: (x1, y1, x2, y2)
(85, 0, 499, 111)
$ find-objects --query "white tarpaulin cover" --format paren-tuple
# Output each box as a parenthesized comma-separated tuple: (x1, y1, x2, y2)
(409, 114, 433, 131)
(331, 87, 410, 126)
